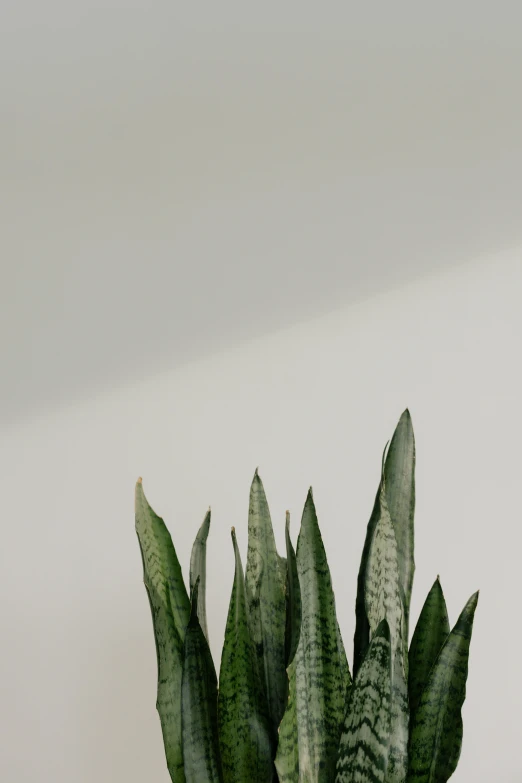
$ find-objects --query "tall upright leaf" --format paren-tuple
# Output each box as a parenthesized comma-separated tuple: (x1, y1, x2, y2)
(274, 656, 299, 783)
(245, 470, 287, 739)
(284, 511, 302, 668)
(407, 591, 479, 783)
(353, 444, 389, 679)
(365, 481, 409, 783)
(181, 580, 222, 783)
(218, 529, 273, 783)
(408, 578, 450, 718)
(275, 489, 352, 783)
(190, 509, 211, 643)
(384, 409, 416, 640)
(336, 619, 392, 783)
(135, 478, 190, 782)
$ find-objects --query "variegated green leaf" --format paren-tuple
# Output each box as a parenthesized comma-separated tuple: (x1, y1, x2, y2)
(336, 619, 392, 783)
(407, 591, 479, 783)
(135, 478, 190, 782)
(353, 445, 389, 679)
(384, 410, 416, 640)
(408, 578, 450, 718)
(275, 489, 352, 783)
(284, 511, 302, 668)
(189, 509, 211, 643)
(245, 470, 287, 740)
(365, 482, 409, 783)
(218, 529, 273, 783)
(275, 654, 299, 783)
(182, 580, 222, 783)
(336, 617, 352, 705)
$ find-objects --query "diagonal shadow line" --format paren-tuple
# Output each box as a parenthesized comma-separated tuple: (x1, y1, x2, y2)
(3, 159, 522, 433)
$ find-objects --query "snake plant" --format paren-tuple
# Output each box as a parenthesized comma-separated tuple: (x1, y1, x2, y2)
(135, 410, 478, 783)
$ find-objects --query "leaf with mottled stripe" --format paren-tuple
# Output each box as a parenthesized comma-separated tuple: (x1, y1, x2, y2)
(190, 509, 211, 643)
(353, 444, 389, 679)
(135, 478, 190, 782)
(408, 578, 450, 718)
(365, 482, 409, 783)
(182, 580, 222, 783)
(275, 489, 352, 783)
(384, 410, 416, 641)
(407, 591, 479, 783)
(275, 655, 299, 783)
(284, 511, 302, 668)
(245, 470, 287, 740)
(336, 619, 392, 783)
(336, 618, 352, 705)
(218, 529, 273, 783)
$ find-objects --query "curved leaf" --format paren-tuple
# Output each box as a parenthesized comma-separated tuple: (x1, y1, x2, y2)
(384, 410, 416, 639)
(218, 529, 273, 783)
(190, 509, 211, 643)
(181, 580, 222, 783)
(284, 511, 302, 668)
(407, 591, 479, 783)
(245, 470, 287, 739)
(365, 482, 409, 783)
(275, 489, 352, 783)
(135, 478, 190, 782)
(408, 578, 450, 717)
(336, 619, 392, 783)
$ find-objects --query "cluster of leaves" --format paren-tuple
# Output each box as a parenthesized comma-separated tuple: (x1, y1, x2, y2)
(135, 410, 478, 783)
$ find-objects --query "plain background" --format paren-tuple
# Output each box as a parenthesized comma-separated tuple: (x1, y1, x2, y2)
(2, 3, 522, 782)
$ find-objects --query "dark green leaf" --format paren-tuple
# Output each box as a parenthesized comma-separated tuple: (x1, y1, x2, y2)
(353, 444, 389, 679)
(284, 511, 302, 668)
(407, 591, 479, 783)
(182, 580, 222, 783)
(275, 489, 352, 783)
(218, 529, 273, 783)
(135, 478, 190, 782)
(365, 481, 409, 783)
(189, 509, 211, 643)
(384, 409, 416, 640)
(408, 578, 450, 718)
(336, 619, 392, 783)
(245, 470, 287, 740)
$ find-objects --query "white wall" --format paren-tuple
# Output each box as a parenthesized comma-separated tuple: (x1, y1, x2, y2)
(1, 252, 520, 782)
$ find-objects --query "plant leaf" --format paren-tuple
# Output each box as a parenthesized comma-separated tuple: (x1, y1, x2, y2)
(135, 478, 190, 782)
(408, 578, 450, 718)
(353, 444, 388, 679)
(245, 470, 287, 740)
(218, 529, 273, 783)
(336, 619, 392, 783)
(274, 655, 299, 783)
(275, 489, 352, 783)
(384, 409, 416, 640)
(189, 509, 211, 643)
(407, 591, 479, 783)
(284, 511, 302, 668)
(181, 580, 222, 783)
(336, 618, 352, 704)
(365, 482, 409, 783)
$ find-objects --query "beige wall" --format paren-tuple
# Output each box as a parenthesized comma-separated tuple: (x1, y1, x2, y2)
(1, 253, 520, 781)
